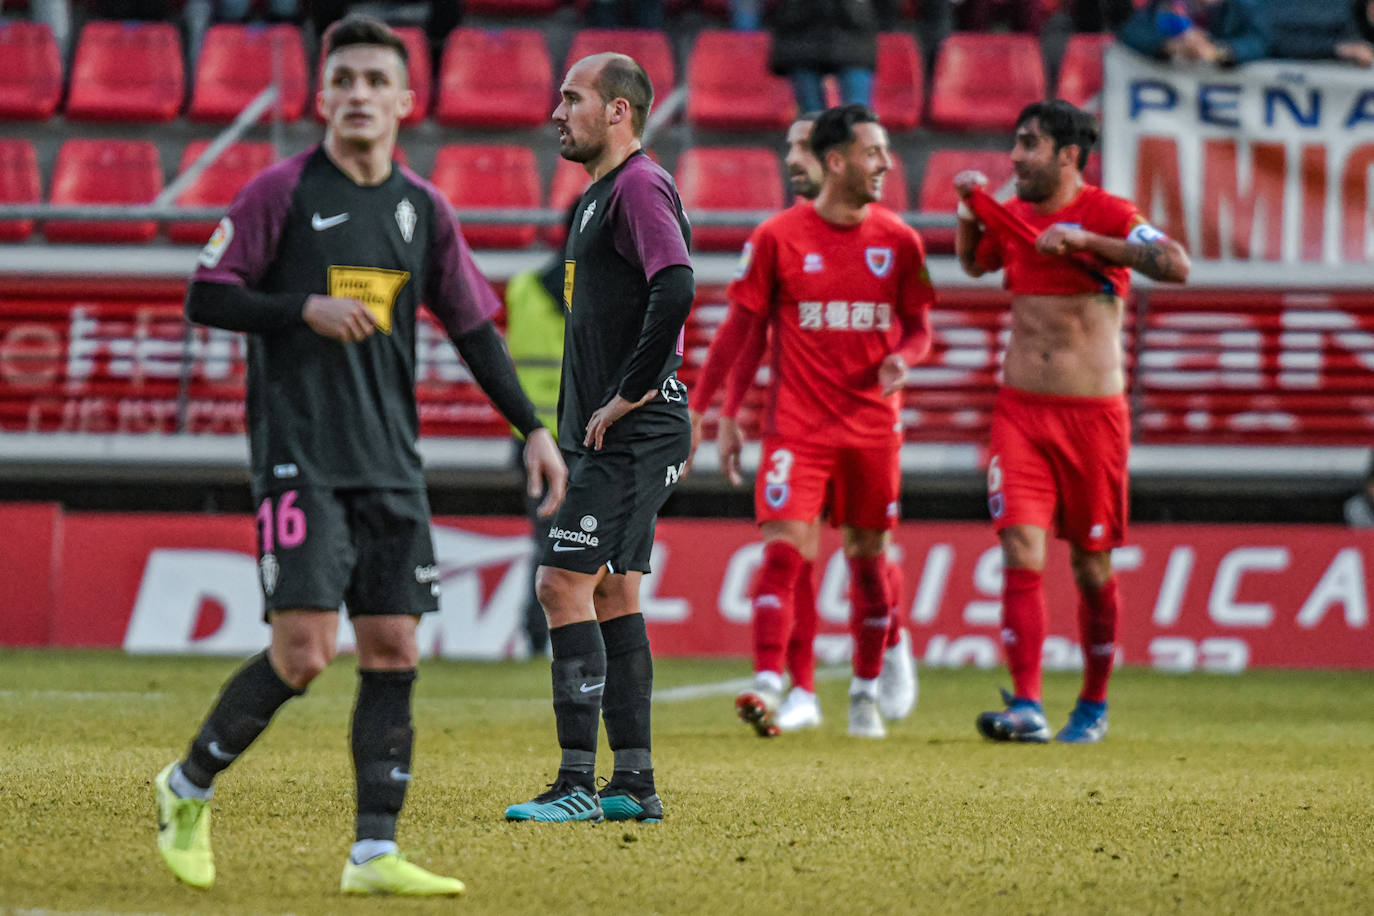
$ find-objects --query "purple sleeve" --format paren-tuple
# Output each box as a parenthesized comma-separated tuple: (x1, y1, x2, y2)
(610, 159, 692, 281)
(192, 153, 308, 288)
(418, 179, 502, 337)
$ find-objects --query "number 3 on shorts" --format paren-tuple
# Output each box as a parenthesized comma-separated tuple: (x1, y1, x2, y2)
(766, 449, 794, 485)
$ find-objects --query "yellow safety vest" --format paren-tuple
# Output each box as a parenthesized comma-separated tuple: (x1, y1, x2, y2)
(503, 268, 565, 438)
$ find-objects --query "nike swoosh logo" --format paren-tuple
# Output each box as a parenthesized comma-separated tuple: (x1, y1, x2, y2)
(552, 542, 584, 552)
(389, 766, 412, 782)
(579, 681, 605, 693)
(206, 740, 237, 762)
(311, 212, 350, 231)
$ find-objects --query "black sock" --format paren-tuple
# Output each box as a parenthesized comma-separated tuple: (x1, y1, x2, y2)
(182, 651, 302, 789)
(549, 620, 606, 786)
(352, 669, 416, 843)
(600, 614, 654, 792)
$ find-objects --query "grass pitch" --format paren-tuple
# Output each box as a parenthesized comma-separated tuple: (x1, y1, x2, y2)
(1, 651, 1371, 916)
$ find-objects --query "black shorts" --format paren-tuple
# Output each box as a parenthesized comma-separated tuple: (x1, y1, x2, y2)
(540, 425, 691, 575)
(252, 486, 440, 620)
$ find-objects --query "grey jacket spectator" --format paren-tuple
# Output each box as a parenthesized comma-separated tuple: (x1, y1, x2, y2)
(1266, 0, 1373, 64)
(1119, 0, 1270, 66)
(768, 0, 892, 76)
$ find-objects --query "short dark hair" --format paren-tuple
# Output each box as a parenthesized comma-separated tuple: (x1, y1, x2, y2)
(809, 104, 881, 161)
(322, 14, 409, 70)
(1016, 99, 1098, 170)
(595, 54, 653, 136)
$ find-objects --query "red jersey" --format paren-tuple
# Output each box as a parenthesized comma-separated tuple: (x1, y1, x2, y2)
(974, 185, 1146, 298)
(727, 202, 935, 446)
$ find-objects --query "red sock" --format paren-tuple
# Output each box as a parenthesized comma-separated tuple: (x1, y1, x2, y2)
(1078, 577, 1119, 703)
(786, 560, 818, 692)
(847, 554, 889, 680)
(1002, 567, 1046, 702)
(752, 540, 804, 676)
(883, 559, 905, 650)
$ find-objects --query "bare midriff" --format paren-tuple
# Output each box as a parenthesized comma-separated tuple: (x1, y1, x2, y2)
(1003, 292, 1126, 396)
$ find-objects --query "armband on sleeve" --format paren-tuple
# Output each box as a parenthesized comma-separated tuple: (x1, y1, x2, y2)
(1126, 222, 1167, 245)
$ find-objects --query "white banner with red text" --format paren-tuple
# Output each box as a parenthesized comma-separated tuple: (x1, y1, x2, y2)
(1103, 46, 1374, 264)
(1, 505, 1368, 671)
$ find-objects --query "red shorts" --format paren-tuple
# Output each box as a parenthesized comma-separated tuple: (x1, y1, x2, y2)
(987, 386, 1129, 551)
(755, 436, 901, 530)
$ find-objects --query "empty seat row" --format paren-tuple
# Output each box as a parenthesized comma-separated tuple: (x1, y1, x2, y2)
(0, 137, 1030, 251)
(0, 21, 1112, 132)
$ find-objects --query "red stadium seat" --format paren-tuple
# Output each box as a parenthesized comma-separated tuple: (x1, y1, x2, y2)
(189, 24, 308, 123)
(675, 147, 783, 252)
(564, 29, 675, 107)
(1055, 32, 1113, 108)
(436, 28, 552, 128)
(873, 32, 923, 131)
(168, 141, 276, 245)
(928, 33, 1046, 131)
(45, 139, 162, 244)
(0, 140, 41, 242)
(879, 148, 910, 214)
(545, 157, 591, 248)
(430, 144, 540, 249)
(0, 22, 62, 120)
(66, 21, 184, 122)
(314, 25, 430, 127)
(687, 31, 794, 131)
(916, 149, 1014, 254)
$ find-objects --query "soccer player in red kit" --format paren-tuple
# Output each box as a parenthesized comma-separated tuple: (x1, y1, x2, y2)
(703, 104, 935, 738)
(954, 99, 1189, 743)
(691, 112, 918, 734)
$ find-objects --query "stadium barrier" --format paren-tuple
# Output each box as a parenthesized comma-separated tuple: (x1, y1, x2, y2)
(2, 502, 1369, 670)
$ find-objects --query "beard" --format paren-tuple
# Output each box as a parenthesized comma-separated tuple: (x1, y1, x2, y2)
(1015, 165, 1058, 203)
(789, 171, 821, 200)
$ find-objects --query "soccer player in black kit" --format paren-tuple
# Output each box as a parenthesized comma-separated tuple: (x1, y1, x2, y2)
(152, 16, 566, 896)
(503, 53, 694, 824)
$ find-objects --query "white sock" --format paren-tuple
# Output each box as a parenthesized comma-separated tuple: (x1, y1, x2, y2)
(170, 764, 213, 801)
(850, 676, 879, 699)
(350, 839, 399, 865)
(754, 670, 784, 693)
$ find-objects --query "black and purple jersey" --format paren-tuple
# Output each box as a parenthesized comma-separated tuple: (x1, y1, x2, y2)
(193, 145, 499, 492)
(559, 150, 693, 451)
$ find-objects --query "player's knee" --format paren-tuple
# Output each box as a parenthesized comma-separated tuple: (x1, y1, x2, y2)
(999, 526, 1046, 571)
(536, 567, 591, 625)
(841, 527, 887, 558)
(271, 645, 332, 689)
(1070, 550, 1112, 591)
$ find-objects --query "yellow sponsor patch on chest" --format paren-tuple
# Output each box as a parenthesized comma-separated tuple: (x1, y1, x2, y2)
(328, 265, 411, 334)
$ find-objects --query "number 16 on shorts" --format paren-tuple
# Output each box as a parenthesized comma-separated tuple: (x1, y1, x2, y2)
(256, 490, 307, 596)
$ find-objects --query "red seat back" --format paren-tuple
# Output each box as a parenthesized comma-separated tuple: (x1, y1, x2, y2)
(436, 28, 552, 128)
(1056, 33, 1112, 108)
(190, 24, 308, 123)
(169, 141, 277, 244)
(431, 144, 541, 249)
(675, 147, 783, 251)
(928, 33, 1045, 131)
(67, 21, 184, 122)
(874, 32, 923, 131)
(0, 140, 41, 242)
(46, 139, 163, 243)
(687, 31, 794, 131)
(564, 29, 676, 107)
(916, 149, 1014, 253)
(0, 22, 62, 120)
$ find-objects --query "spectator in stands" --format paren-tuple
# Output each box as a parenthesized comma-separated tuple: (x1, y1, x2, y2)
(586, 0, 664, 28)
(1117, 0, 1269, 66)
(1357, 0, 1374, 44)
(954, 0, 1054, 33)
(1343, 454, 1374, 526)
(769, 0, 897, 113)
(1265, 0, 1374, 66)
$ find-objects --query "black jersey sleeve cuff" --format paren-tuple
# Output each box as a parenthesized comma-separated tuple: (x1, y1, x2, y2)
(616, 264, 695, 402)
(452, 321, 543, 438)
(184, 281, 308, 334)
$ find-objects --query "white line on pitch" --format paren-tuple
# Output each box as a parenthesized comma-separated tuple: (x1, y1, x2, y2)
(654, 666, 849, 704)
